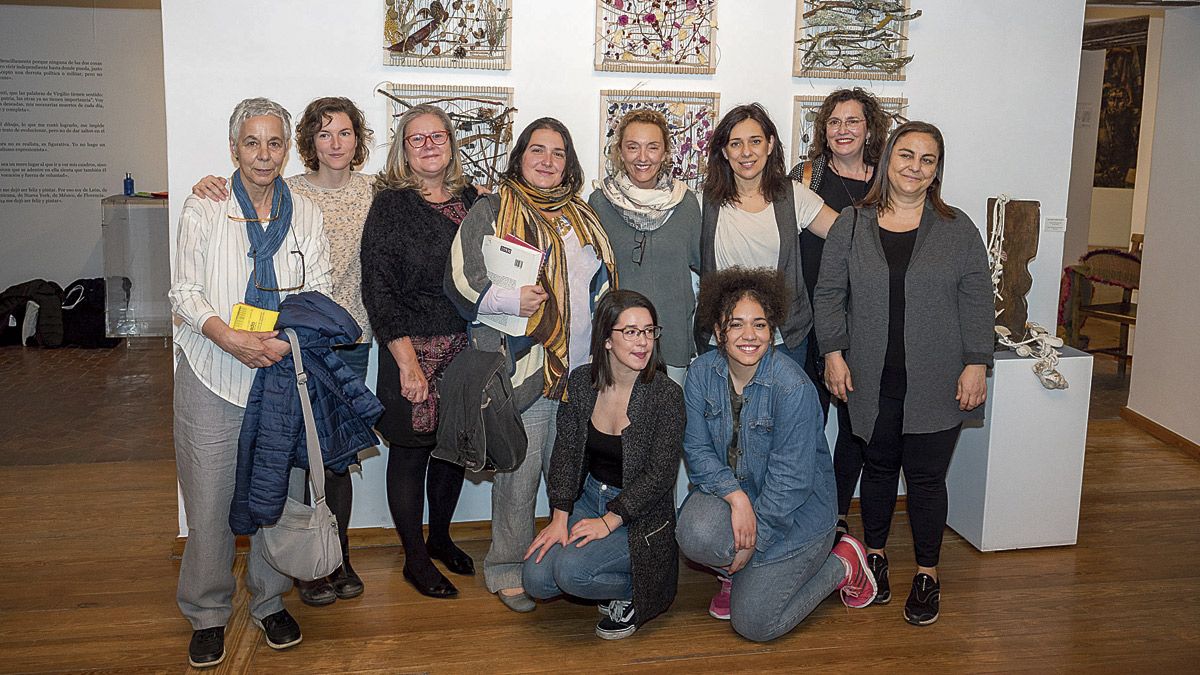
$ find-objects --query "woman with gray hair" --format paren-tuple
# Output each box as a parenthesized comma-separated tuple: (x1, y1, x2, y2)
(360, 103, 482, 599)
(171, 96, 331, 667)
(193, 96, 376, 607)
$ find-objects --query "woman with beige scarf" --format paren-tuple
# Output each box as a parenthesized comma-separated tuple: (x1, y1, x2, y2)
(588, 109, 701, 385)
(445, 117, 616, 612)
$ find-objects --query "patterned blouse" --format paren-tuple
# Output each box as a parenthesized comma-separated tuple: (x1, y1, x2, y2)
(286, 172, 373, 342)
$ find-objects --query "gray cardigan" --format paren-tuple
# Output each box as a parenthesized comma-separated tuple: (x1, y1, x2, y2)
(813, 204, 994, 443)
(588, 189, 702, 367)
(547, 367, 684, 627)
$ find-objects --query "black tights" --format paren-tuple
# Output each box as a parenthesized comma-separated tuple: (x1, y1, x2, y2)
(324, 468, 354, 560)
(859, 395, 961, 568)
(386, 443, 466, 579)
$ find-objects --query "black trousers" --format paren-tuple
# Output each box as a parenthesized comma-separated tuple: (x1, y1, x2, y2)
(803, 335, 866, 516)
(859, 394, 961, 567)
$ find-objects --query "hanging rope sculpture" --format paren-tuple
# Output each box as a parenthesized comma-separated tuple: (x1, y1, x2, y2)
(987, 194, 1068, 390)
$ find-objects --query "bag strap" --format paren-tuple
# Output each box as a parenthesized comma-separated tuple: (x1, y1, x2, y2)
(284, 328, 326, 506)
(801, 161, 815, 190)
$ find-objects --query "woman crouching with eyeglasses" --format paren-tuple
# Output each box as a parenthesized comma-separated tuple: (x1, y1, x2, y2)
(675, 267, 876, 642)
(521, 290, 684, 639)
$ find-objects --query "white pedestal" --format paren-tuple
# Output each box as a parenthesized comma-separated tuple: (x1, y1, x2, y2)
(946, 347, 1093, 551)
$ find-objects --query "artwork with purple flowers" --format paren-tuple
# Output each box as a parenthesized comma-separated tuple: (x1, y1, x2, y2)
(595, 0, 717, 74)
(600, 89, 719, 190)
(383, 0, 512, 70)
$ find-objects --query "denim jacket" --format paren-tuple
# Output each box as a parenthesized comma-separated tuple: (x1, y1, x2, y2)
(683, 347, 836, 564)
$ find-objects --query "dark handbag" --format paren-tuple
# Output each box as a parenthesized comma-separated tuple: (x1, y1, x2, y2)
(260, 328, 343, 581)
(433, 348, 528, 473)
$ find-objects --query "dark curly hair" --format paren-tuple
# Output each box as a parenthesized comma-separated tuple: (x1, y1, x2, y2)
(696, 267, 791, 345)
(807, 87, 891, 167)
(295, 97, 373, 172)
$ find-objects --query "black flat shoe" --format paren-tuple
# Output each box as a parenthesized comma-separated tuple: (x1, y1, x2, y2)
(297, 577, 337, 607)
(330, 559, 364, 599)
(403, 563, 459, 599)
(426, 540, 475, 576)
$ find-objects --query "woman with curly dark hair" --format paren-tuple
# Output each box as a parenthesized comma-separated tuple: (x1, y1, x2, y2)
(788, 88, 894, 538)
(675, 267, 876, 642)
(190, 96, 375, 606)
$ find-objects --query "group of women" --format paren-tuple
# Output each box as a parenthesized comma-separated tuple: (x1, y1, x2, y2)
(202, 85, 992, 643)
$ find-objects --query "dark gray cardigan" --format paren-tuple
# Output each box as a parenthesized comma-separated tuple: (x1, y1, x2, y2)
(547, 367, 684, 626)
(813, 204, 994, 443)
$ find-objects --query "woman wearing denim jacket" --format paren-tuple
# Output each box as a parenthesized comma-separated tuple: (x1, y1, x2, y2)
(675, 267, 876, 642)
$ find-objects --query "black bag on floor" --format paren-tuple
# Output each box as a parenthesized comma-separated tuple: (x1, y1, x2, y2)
(0, 279, 64, 347)
(61, 278, 120, 348)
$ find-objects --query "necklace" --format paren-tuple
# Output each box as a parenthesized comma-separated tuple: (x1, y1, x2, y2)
(830, 162, 868, 207)
(553, 214, 572, 236)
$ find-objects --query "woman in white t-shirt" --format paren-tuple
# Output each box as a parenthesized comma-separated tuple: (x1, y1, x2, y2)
(696, 103, 838, 370)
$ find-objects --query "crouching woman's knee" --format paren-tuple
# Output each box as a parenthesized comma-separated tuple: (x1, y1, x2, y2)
(730, 611, 782, 643)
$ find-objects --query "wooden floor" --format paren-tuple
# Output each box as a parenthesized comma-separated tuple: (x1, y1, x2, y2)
(1, 346, 1198, 673)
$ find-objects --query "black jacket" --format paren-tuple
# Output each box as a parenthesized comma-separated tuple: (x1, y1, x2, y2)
(547, 367, 684, 627)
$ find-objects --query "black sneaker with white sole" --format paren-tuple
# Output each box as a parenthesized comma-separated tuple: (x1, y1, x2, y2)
(867, 552, 891, 605)
(903, 573, 940, 626)
(255, 609, 303, 649)
(188, 625, 225, 668)
(595, 600, 637, 640)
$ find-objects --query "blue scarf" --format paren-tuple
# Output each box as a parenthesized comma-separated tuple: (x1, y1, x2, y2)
(232, 170, 293, 311)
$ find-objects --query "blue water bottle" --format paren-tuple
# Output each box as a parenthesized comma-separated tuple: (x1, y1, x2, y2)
(123, 173, 134, 196)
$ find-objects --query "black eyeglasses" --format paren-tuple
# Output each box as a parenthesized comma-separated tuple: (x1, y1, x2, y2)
(612, 326, 663, 341)
(632, 230, 647, 265)
(251, 249, 306, 292)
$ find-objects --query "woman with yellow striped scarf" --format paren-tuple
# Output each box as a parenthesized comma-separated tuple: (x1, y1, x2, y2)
(446, 117, 616, 612)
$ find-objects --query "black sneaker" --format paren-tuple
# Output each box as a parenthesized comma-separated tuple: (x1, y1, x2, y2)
(188, 626, 225, 668)
(255, 609, 303, 650)
(903, 573, 940, 626)
(867, 552, 890, 605)
(595, 600, 637, 640)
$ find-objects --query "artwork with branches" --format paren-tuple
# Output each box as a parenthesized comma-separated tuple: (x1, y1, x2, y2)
(790, 94, 907, 167)
(599, 89, 719, 191)
(793, 0, 921, 80)
(595, 0, 717, 74)
(383, 0, 512, 69)
(380, 84, 517, 189)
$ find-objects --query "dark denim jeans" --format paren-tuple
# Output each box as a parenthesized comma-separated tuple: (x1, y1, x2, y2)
(522, 474, 633, 602)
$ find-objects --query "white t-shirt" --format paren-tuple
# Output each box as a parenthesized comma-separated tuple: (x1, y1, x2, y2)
(713, 181, 825, 270)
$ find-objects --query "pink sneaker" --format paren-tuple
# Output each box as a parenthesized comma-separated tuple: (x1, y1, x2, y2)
(708, 576, 732, 620)
(832, 534, 878, 609)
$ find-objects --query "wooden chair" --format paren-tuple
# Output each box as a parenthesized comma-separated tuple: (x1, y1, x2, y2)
(1068, 249, 1140, 376)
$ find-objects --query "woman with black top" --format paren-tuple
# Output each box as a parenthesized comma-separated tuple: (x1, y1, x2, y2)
(522, 290, 684, 640)
(788, 88, 893, 537)
(361, 103, 480, 599)
(813, 121, 993, 626)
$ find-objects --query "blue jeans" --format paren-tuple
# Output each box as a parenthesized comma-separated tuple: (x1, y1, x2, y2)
(522, 475, 633, 601)
(675, 489, 842, 642)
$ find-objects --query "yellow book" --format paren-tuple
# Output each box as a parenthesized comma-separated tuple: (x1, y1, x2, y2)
(230, 303, 279, 331)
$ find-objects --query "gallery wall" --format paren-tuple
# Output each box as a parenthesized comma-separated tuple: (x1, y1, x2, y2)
(160, 0, 1088, 531)
(1126, 7, 1200, 446)
(0, 5, 167, 291)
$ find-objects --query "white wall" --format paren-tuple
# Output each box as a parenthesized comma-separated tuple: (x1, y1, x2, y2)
(1064, 49, 1104, 269)
(1127, 7, 1200, 446)
(161, 0, 1088, 530)
(0, 6, 166, 290)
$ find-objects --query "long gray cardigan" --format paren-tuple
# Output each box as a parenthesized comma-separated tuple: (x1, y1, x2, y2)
(813, 203, 994, 444)
(547, 367, 684, 626)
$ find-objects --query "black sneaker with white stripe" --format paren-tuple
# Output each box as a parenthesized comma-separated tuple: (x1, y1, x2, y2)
(595, 600, 637, 640)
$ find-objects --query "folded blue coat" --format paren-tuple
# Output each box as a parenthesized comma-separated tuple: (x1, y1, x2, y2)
(229, 291, 383, 535)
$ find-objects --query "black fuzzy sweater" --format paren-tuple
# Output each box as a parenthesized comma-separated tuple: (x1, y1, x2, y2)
(360, 186, 479, 344)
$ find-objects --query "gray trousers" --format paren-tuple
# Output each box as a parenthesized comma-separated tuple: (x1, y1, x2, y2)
(174, 357, 291, 629)
(484, 396, 558, 593)
(676, 490, 843, 642)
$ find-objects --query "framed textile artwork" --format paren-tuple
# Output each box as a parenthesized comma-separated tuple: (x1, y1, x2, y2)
(789, 94, 908, 167)
(380, 84, 517, 190)
(594, 0, 717, 74)
(792, 0, 921, 80)
(383, 0, 512, 70)
(599, 89, 720, 191)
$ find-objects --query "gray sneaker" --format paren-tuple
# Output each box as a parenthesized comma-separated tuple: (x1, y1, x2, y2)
(595, 600, 637, 640)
